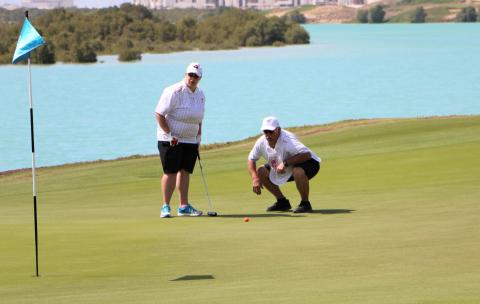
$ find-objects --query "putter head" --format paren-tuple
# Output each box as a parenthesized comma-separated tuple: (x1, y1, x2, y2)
(207, 212, 217, 217)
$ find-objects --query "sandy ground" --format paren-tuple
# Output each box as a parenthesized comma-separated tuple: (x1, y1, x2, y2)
(268, 5, 357, 23)
(303, 5, 357, 23)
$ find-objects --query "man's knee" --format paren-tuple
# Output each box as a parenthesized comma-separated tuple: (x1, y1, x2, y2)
(293, 167, 307, 180)
(179, 169, 189, 176)
(257, 166, 269, 179)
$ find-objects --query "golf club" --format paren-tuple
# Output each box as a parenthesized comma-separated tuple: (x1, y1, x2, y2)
(197, 152, 217, 217)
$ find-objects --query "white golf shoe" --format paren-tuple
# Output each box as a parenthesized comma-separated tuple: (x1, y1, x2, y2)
(177, 203, 203, 217)
(160, 204, 172, 218)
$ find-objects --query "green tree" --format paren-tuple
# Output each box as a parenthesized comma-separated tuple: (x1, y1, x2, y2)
(176, 17, 197, 42)
(71, 42, 97, 63)
(118, 49, 141, 61)
(263, 17, 287, 45)
(284, 23, 309, 44)
(241, 19, 264, 46)
(0, 7, 310, 64)
(357, 10, 369, 23)
(155, 20, 176, 42)
(0, 22, 18, 62)
(31, 43, 55, 64)
(369, 5, 386, 23)
(456, 6, 477, 22)
(411, 6, 427, 23)
(116, 38, 141, 62)
(196, 18, 226, 44)
(119, 3, 153, 21)
(284, 10, 307, 24)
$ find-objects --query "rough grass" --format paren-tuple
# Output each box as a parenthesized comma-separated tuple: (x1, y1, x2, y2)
(1, 116, 480, 304)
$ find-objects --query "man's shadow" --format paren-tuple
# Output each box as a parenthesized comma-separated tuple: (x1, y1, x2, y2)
(215, 209, 354, 218)
(312, 209, 355, 214)
(216, 214, 302, 218)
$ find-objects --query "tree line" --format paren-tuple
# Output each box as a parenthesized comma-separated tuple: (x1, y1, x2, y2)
(357, 4, 479, 23)
(0, 4, 309, 64)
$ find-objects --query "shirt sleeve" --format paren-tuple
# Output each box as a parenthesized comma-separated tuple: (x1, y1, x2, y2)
(155, 86, 177, 115)
(248, 138, 264, 161)
(284, 134, 310, 157)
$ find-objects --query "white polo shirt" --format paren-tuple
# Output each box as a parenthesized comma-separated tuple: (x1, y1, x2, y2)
(248, 129, 321, 185)
(155, 80, 205, 144)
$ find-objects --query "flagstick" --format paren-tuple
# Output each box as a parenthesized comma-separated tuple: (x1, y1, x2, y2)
(13, 9, 43, 278)
(28, 51, 40, 278)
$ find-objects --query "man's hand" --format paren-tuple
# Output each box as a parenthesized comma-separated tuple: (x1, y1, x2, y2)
(276, 162, 286, 174)
(252, 177, 263, 195)
(166, 132, 178, 146)
(171, 137, 178, 146)
(196, 134, 202, 145)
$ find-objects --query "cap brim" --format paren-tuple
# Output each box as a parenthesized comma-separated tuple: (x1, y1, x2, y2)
(186, 70, 201, 77)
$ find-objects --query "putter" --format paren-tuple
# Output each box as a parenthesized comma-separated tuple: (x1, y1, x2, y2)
(197, 152, 217, 217)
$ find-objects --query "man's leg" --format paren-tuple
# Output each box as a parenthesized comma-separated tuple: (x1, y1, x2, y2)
(292, 167, 309, 202)
(159, 140, 178, 211)
(176, 168, 203, 216)
(292, 166, 313, 213)
(176, 169, 190, 205)
(257, 166, 291, 211)
(257, 166, 284, 199)
(162, 173, 176, 204)
(176, 144, 203, 216)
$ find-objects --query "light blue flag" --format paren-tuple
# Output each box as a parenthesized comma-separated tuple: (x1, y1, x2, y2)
(12, 18, 45, 64)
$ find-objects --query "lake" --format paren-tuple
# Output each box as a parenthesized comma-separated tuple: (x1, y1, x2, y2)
(1, 24, 479, 172)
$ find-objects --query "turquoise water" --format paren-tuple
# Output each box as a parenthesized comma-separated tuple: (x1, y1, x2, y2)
(1, 24, 479, 171)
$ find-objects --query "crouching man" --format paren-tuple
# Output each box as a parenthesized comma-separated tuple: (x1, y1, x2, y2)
(247, 117, 321, 213)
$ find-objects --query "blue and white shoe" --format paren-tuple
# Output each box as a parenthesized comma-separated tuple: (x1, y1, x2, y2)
(177, 203, 203, 217)
(160, 204, 171, 218)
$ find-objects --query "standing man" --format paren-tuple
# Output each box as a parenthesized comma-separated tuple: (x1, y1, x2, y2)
(247, 117, 321, 213)
(155, 63, 205, 218)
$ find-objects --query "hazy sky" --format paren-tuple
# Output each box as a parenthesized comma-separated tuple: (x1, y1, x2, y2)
(2, 0, 131, 8)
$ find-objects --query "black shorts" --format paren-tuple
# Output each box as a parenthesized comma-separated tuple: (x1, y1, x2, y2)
(158, 141, 199, 174)
(265, 158, 320, 182)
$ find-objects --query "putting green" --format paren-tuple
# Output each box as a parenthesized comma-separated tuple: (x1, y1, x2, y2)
(1, 116, 479, 304)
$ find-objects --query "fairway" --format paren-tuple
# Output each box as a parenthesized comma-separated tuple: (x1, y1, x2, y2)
(1, 116, 480, 303)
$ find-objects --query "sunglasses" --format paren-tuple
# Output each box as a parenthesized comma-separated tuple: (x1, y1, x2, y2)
(187, 73, 200, 79)
(263, 130, 275, 134)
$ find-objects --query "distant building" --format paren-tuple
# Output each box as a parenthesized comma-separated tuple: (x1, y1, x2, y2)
(0, 3, 20, 9)
(133, 0, 318, 9)
(337, 0, 363, 5)
(21, 0, 75, 9)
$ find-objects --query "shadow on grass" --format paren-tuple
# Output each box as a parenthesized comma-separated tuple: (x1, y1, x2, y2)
(312, 209, 355, 214)
(213, 209, 354, 218)
(40, 273, 214, 281)
(215, 213, 304, 218)
(171, 275, 215, 281)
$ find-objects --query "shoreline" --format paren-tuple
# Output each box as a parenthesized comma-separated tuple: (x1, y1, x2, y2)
(1, 115, 475, 176)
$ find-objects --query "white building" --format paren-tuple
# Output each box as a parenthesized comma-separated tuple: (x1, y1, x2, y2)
(21, 0, 74, 9)
(134, 0, 316, 9)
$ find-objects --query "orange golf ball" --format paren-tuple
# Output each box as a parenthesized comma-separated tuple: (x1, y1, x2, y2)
(244, 217, 250, 222)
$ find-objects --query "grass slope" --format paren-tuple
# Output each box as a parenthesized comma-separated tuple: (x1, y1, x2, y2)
(1, 116, 480, 303)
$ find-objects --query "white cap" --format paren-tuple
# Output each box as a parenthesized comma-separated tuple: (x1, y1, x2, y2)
(186, 62, 202, 78)
(261, 116, 280, 131)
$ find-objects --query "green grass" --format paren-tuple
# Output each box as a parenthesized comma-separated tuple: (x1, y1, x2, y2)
(1, 116, 480, 303)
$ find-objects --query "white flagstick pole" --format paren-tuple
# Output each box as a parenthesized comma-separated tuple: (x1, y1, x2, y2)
(26, 11, 40, 278)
